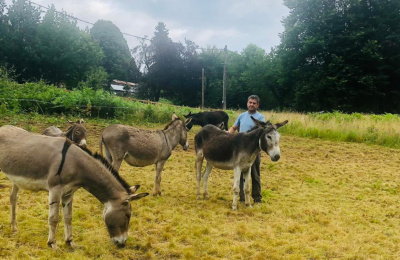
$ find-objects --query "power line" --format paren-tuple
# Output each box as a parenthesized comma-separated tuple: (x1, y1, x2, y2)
(28, 1, 149, 41)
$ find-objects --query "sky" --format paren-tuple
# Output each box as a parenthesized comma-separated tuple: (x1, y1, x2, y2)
(6, 0, 290, 53)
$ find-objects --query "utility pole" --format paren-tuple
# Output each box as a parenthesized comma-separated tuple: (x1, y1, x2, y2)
(201, 68, 205, 109)
(222, 45, 227, 110)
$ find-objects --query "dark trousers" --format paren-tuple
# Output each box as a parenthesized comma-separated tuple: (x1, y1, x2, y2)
(239, 153, 262, 203)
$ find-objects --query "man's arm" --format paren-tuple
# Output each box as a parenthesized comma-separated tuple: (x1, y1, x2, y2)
(228, 125, 238, 133)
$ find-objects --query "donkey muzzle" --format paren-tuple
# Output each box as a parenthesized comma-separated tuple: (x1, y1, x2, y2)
(78, 139, 87, 148)
(111, 235, 127, 247)
(271, 154, 280, 162)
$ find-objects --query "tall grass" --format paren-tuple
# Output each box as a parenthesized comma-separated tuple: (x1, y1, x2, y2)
(263, 111, 400, 149)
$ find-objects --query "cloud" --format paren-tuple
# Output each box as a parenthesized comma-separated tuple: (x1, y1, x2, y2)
(4, 0, 289, 52)
(228, 0, 287, 16)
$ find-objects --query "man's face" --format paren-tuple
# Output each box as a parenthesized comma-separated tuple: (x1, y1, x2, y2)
(247, 98, 259, 113)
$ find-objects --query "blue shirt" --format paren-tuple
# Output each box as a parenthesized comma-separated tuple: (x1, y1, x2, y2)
(234, 111, 265, 133)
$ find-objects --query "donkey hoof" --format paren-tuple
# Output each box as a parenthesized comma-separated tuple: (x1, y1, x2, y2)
(66, 240, 76, 248)
(196, 195, 201, 200)
(232, 205, 238, 210)
(152, 192, 162, 197)
(203, 194, 209, 200)
(11, 224, 17, 233)
(47, 241, 58, 249)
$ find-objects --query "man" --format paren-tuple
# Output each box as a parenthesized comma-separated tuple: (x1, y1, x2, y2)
(228, 95, 265, 204)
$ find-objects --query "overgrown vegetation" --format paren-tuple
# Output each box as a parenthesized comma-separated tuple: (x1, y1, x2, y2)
(0, 75, 201, 124)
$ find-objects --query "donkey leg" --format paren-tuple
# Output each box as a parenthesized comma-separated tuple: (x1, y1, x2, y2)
(232, 167, 242, 210)
(195, 151, 204, 200)
(153, 160, 166, 196)
(111, 157, 124, 172)
(47, 189, 62, 249)
(10, 183, 19, 232)
(243, 168, 252, 207)
(62, 193, 75, 248)
(104, 145, 113, 164)
(202, 162, 213, 200)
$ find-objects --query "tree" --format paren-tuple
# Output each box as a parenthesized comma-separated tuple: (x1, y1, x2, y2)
(279, 0, 400, 113)
(90, 20, 141, 84)
(4, 0, 41, 82)
(37, 5, 104, 87)
(145, 22, 184, 101)
(238, 45, 281, 110)
(198, 47, 225, 108)
(0, 0, 8, 67)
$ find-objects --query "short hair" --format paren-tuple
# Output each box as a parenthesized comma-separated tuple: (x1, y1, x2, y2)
(248, 95, 260, 104)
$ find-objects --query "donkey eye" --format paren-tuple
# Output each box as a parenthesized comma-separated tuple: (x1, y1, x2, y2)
(267, 136, 272, 140)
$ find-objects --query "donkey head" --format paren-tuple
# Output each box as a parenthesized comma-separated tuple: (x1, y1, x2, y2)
(66, 119, 87, 148)
(172, 113, 189, 150)
(103, 187, 148, 247)
(251, 116, 288, 162)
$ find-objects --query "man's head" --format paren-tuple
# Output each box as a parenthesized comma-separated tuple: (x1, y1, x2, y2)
(247, 95, 260, 113)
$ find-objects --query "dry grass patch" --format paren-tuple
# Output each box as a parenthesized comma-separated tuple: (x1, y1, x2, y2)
(1, 116, 400, 259)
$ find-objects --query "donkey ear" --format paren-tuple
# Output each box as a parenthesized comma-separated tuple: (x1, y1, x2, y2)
(216, 122, 224, 130)
(185, 117, 192, 124)
(184, 117, 193, 131)
(67, 119, 74, 125)
(77, 118, 85, 124)
(172, 113, 178, 121)
(275, 120, 288, 129)
(129, 185, 140, 194)
(251, 116, 268, 128)
(126, 192, 149, 202)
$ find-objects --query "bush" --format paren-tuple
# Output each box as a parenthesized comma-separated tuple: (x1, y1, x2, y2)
(0, 77, 199, 123)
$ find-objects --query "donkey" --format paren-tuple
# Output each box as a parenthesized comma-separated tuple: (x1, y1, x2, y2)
(100, 113, 189, 196)
(195, 116, 288, 210)
(184, 111, 229, 131)
(43, 118, 87, 148)
(0, 125, 148, 248)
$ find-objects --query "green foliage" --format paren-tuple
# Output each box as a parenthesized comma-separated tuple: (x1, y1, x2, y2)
(279, 0, 400, 113)
(37, 5, 104, 88)
(0, 77, 191, 123)
(90, 20, 141, 83)
(77, 67, 109, 90)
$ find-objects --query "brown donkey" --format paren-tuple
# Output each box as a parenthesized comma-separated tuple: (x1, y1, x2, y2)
(100, 113, 190, 196)
(0, 125, 148, 248)
(195, 117, 288, 210)
(43, 118, 87, 148)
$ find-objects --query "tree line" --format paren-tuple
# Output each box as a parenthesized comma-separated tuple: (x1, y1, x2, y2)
(0, 0, 399, 113)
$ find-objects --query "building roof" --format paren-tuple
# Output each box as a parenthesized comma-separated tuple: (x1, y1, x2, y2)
(112, 79, 137, 87)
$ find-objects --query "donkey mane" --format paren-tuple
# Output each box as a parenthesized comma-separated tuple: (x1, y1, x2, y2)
(81, 147, 132, 194)
(163, 117, 181, 130)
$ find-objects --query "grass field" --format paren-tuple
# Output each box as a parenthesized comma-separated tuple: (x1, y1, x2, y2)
(1, 114, 400, 259)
